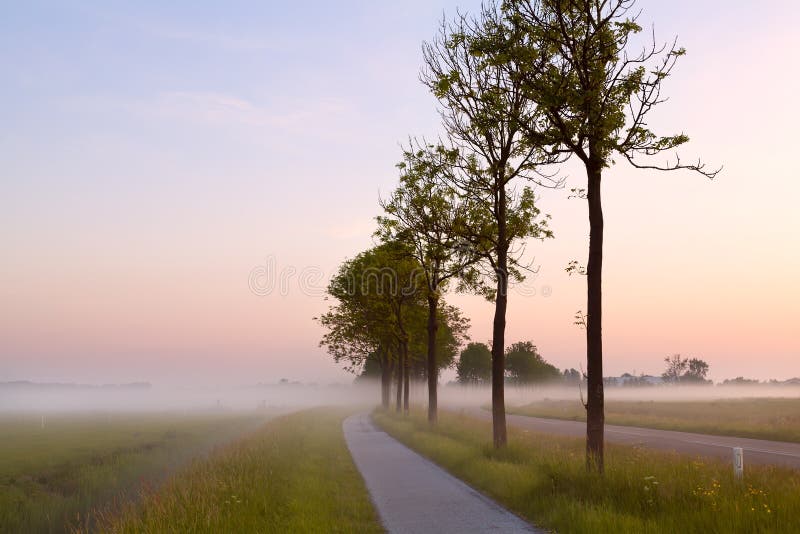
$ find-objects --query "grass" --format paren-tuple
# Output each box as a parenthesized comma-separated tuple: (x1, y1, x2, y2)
(506, 397, 800, 443)
(0, 411, 269, 534)
(374, 408, 800, 534)
(99, 408, 382, 533)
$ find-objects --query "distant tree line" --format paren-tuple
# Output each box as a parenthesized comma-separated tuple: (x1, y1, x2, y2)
(456, 341, 563, 385)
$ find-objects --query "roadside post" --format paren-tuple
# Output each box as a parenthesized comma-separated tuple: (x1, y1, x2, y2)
(733, 447, 744, 480)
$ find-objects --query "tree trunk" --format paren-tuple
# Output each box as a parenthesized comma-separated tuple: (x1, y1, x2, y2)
(381, 357, 392, 410)
(491, 266, 508, 448)
(426, 294, 439, 424)
(586, 162, 605, 472)
(402, 340, 410, 415)
(491, 185, 509, 448)
(395, 348, 403, 413)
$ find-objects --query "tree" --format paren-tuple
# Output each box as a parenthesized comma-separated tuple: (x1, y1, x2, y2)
(721, 377, 760, 386)
(318, 241, 424, 411)
(563, 368, 582, 384)
(662, 354, 710, 383)
(661, 354, 688, 383)
(457, 342, 493, 384)
(685, 358, 710, 382)
(317, 259, 395, 408)
(355, 351, 384, 381)
(407, 303, 471, 381)
(490, 0, 719, 471)
(378, 144, 475, 424)
(422, 10, 555, 447)
(504, 341, 561, 384)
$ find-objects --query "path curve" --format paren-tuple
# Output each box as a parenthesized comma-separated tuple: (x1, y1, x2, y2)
(465, 408, 800, 469)
(343, 413, 541, 534)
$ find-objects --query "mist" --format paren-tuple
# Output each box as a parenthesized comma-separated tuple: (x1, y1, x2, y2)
(0, 380, 378, 414)
(5, 377, 800, 415)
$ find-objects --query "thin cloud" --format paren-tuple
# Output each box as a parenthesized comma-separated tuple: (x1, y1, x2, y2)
(137, 91, 351, 131)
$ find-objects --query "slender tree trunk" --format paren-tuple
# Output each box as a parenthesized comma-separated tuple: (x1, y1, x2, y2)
(426, 294, 439, 424)
(491, 186, 509, 448)
(585, 162, 605, 472)
(402, 340, 410, 415)
(395, 348, 403, 413)
(491, 264, 508, 448)
(381, 357, 392, 410)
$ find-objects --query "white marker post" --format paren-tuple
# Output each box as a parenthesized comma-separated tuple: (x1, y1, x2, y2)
(733, 447, 744, 480)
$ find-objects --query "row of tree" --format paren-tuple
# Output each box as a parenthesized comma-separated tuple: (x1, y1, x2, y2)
(456, 341, 562, 384)
(319, 0, 715, 473)
(318, 240, 469, 412)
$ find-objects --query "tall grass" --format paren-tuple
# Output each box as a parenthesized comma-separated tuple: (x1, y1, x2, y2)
(0, 411, 268, 534)
(374, 409, 800, 533)
(99, 408, 382, 533)
(507, 397, 800, 442)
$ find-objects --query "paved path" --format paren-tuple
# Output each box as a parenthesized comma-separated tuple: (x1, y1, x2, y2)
(465, 408, 800, 469)
(343, 413, 540, 534)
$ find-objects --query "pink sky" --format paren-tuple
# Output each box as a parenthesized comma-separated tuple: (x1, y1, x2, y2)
(1, 1, 798, 385)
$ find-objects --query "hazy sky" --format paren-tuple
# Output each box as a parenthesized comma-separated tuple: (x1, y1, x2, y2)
(2, 1, 798, 386)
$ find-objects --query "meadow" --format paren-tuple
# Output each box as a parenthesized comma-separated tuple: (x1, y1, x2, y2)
(375, 409, 800, 534)
(99, 408, 381, 533)
(0, 410, 269, 533)
(506, 397, 800, 443)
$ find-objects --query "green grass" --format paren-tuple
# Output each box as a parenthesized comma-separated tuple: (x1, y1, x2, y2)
(374, 409, 800, 534)
(506, 397, 800, 443)
(0, 411, 269, 533)
(99, 408, 382, 533)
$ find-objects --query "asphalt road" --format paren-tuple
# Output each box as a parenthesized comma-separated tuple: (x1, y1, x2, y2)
(343, 413, 541, 533)
(466, 408, 800, 469)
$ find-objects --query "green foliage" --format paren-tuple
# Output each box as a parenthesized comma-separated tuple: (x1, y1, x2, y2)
(320, 239, 469, 379)
(493, 0, 718, 175)
(504, 341, 561, 384)
(377, 142, 476, 300)
(421, 8, 556, 302)
(375, 409, 799, 534)
(102, 409, 382, 533)
(456, 342, 493, 384)
(317, 240, 424, 373)
(407, 303, 470, 378)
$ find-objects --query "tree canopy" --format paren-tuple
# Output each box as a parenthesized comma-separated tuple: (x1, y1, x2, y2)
(504, 341, 561, 384)
(456, 342, 493, 384)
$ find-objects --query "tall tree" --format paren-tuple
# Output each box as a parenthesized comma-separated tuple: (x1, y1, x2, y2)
(494, 0, 718, 470)
(378, 143, 475, 424)
(423, 9, 555, 447)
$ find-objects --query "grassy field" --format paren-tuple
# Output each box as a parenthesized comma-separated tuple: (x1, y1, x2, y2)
(99, 408, 381, 533)
(506, 397, 800, 443)
(375, 409, 800, 534)
(0, 410, 269, 533)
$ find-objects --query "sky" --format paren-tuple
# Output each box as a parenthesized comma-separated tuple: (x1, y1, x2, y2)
(1, 0, 798, 386)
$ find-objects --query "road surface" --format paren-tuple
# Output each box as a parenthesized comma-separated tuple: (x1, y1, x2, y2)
(465, 408, 800, 469)
(343, 413, 541, 533)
